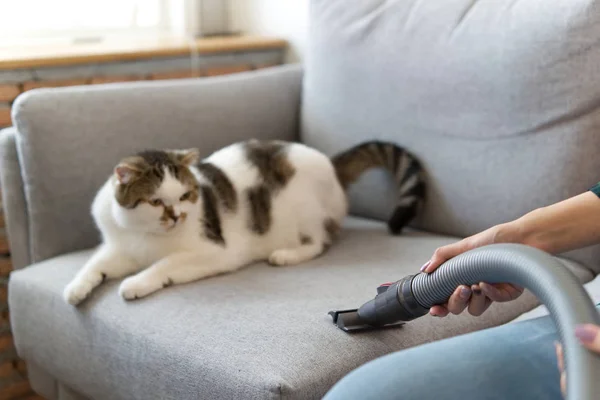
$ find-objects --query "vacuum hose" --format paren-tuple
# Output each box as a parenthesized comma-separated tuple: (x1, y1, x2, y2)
(346, 243, 600, 400)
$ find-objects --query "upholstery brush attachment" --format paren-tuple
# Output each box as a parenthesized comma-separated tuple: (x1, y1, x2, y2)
(328, 278, 422, 332)
(328, 309, 405, 332)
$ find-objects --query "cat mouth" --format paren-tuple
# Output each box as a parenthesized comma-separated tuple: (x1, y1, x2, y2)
(160, 214, 186, 231)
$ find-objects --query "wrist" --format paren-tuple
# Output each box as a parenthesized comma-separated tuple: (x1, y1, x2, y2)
(492, 220, 526, 245)
(511, 207, 556, 252)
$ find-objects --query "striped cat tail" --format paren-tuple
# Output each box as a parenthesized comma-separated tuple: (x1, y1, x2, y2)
(331, 140, 425, 234)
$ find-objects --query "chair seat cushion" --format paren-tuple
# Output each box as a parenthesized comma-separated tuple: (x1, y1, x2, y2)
(8, 217, 593, 400)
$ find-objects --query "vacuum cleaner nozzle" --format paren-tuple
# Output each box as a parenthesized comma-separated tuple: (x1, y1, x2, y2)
(328, 309, 405, 332)
(329, 275, 429, 332)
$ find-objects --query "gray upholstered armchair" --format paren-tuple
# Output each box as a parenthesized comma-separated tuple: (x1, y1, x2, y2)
(4, 1, 600, 398)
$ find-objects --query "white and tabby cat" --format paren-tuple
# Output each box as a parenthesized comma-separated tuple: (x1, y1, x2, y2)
(63, 140, 425, 305)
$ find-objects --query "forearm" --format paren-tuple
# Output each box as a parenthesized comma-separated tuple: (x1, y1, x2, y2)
(507, 192, 600, 254)
(425, 189, 600, 317)
(424, 189, 600, 276)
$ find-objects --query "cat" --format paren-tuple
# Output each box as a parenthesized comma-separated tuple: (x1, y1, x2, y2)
(63, 139, 425, 305)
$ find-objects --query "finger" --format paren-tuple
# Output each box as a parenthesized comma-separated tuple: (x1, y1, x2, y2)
(561, 371, 567, 398)
(430, 305, 450, 318)
(555, 341, 564, 373)
(423, 241, 470, 273)
(507, 283, 525, 293)
(494, 282, 524, 296)
(468, 284, 492, 316)
(447, 285, 472, 315)
(575, 324, 600, 353)
(480, 282, 523, 302)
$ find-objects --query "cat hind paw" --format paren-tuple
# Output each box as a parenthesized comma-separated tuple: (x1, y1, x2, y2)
(268, 249, 302, 266)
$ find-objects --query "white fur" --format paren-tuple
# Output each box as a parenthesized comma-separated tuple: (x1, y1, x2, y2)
(63, 142, 348, 305)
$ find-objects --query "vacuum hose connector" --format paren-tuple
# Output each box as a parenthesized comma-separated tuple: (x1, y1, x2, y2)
(356, 275, 428, 325)
(334, 243, 600, 400)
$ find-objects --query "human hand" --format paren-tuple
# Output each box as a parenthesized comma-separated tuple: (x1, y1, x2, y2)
(556, 324, 600, 397)
(421, 224, 524, 317)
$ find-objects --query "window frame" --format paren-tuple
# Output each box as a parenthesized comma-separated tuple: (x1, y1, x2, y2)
(0, 0, 205, 47)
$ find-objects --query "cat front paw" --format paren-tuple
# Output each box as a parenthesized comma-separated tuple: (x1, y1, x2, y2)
(268, 249, 302, 266)
(119, 276, 162, 301)
(63, 275, 102, 306)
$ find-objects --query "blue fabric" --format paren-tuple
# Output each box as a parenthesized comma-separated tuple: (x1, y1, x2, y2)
(324, 315, 564, 400)
(590, 183, 600, 198)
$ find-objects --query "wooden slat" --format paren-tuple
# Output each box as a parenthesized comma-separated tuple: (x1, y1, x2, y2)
(0, 232, 10, 255)
(0, 36, 287, 70)
(255, 63, 280, 70)
(0, 361, 13, 378)
(22, 78, 88, 91)
(149, 70, 200, 80)
(0, 85, 20, 102)
(0, 379, 32, 400)
(90, 75, 144, 84)
(0, 310, 8, 327)
(0, 106, 11, 128)
(204, 64, 252, 77)
(0, 334, 13, 352)
(0, 257, 11, 277)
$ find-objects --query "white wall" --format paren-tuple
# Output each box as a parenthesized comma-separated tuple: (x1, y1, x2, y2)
(229, 0, 309, 63)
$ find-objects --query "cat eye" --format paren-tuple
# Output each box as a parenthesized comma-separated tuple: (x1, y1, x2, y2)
(149, 198, 163, 207)
(180, 191, 194, 201)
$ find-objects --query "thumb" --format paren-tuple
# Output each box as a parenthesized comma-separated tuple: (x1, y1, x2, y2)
(575, 324, 600, 353)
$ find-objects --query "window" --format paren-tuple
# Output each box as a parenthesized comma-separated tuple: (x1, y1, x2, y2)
(0, 0, 202, 46)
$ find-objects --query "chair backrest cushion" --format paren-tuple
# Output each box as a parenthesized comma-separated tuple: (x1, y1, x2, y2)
(301, 0, 600, 271)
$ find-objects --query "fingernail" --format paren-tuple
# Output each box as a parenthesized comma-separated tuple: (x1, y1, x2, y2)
(575, 325, 598, 343)
(420, 261, 431, 272)
(460, 286, 471, 299)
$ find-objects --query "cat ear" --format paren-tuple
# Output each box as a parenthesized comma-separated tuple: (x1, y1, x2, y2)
(115, 165, 138, 184)
(114, 158, 143, 184)
(177, 148, 201, 166)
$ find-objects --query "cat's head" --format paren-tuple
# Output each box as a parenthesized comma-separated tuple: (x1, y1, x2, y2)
(110, 149, 201, 234)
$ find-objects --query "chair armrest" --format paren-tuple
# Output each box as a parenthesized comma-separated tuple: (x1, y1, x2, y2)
(10, 64, 303, 264)
(0, 127, 30, 269)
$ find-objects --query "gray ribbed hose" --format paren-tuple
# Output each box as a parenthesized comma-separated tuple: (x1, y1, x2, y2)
(411, 243, 600, 400)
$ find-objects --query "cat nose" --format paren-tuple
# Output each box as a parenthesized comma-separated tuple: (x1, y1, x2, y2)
(170, 214, 179, 222)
